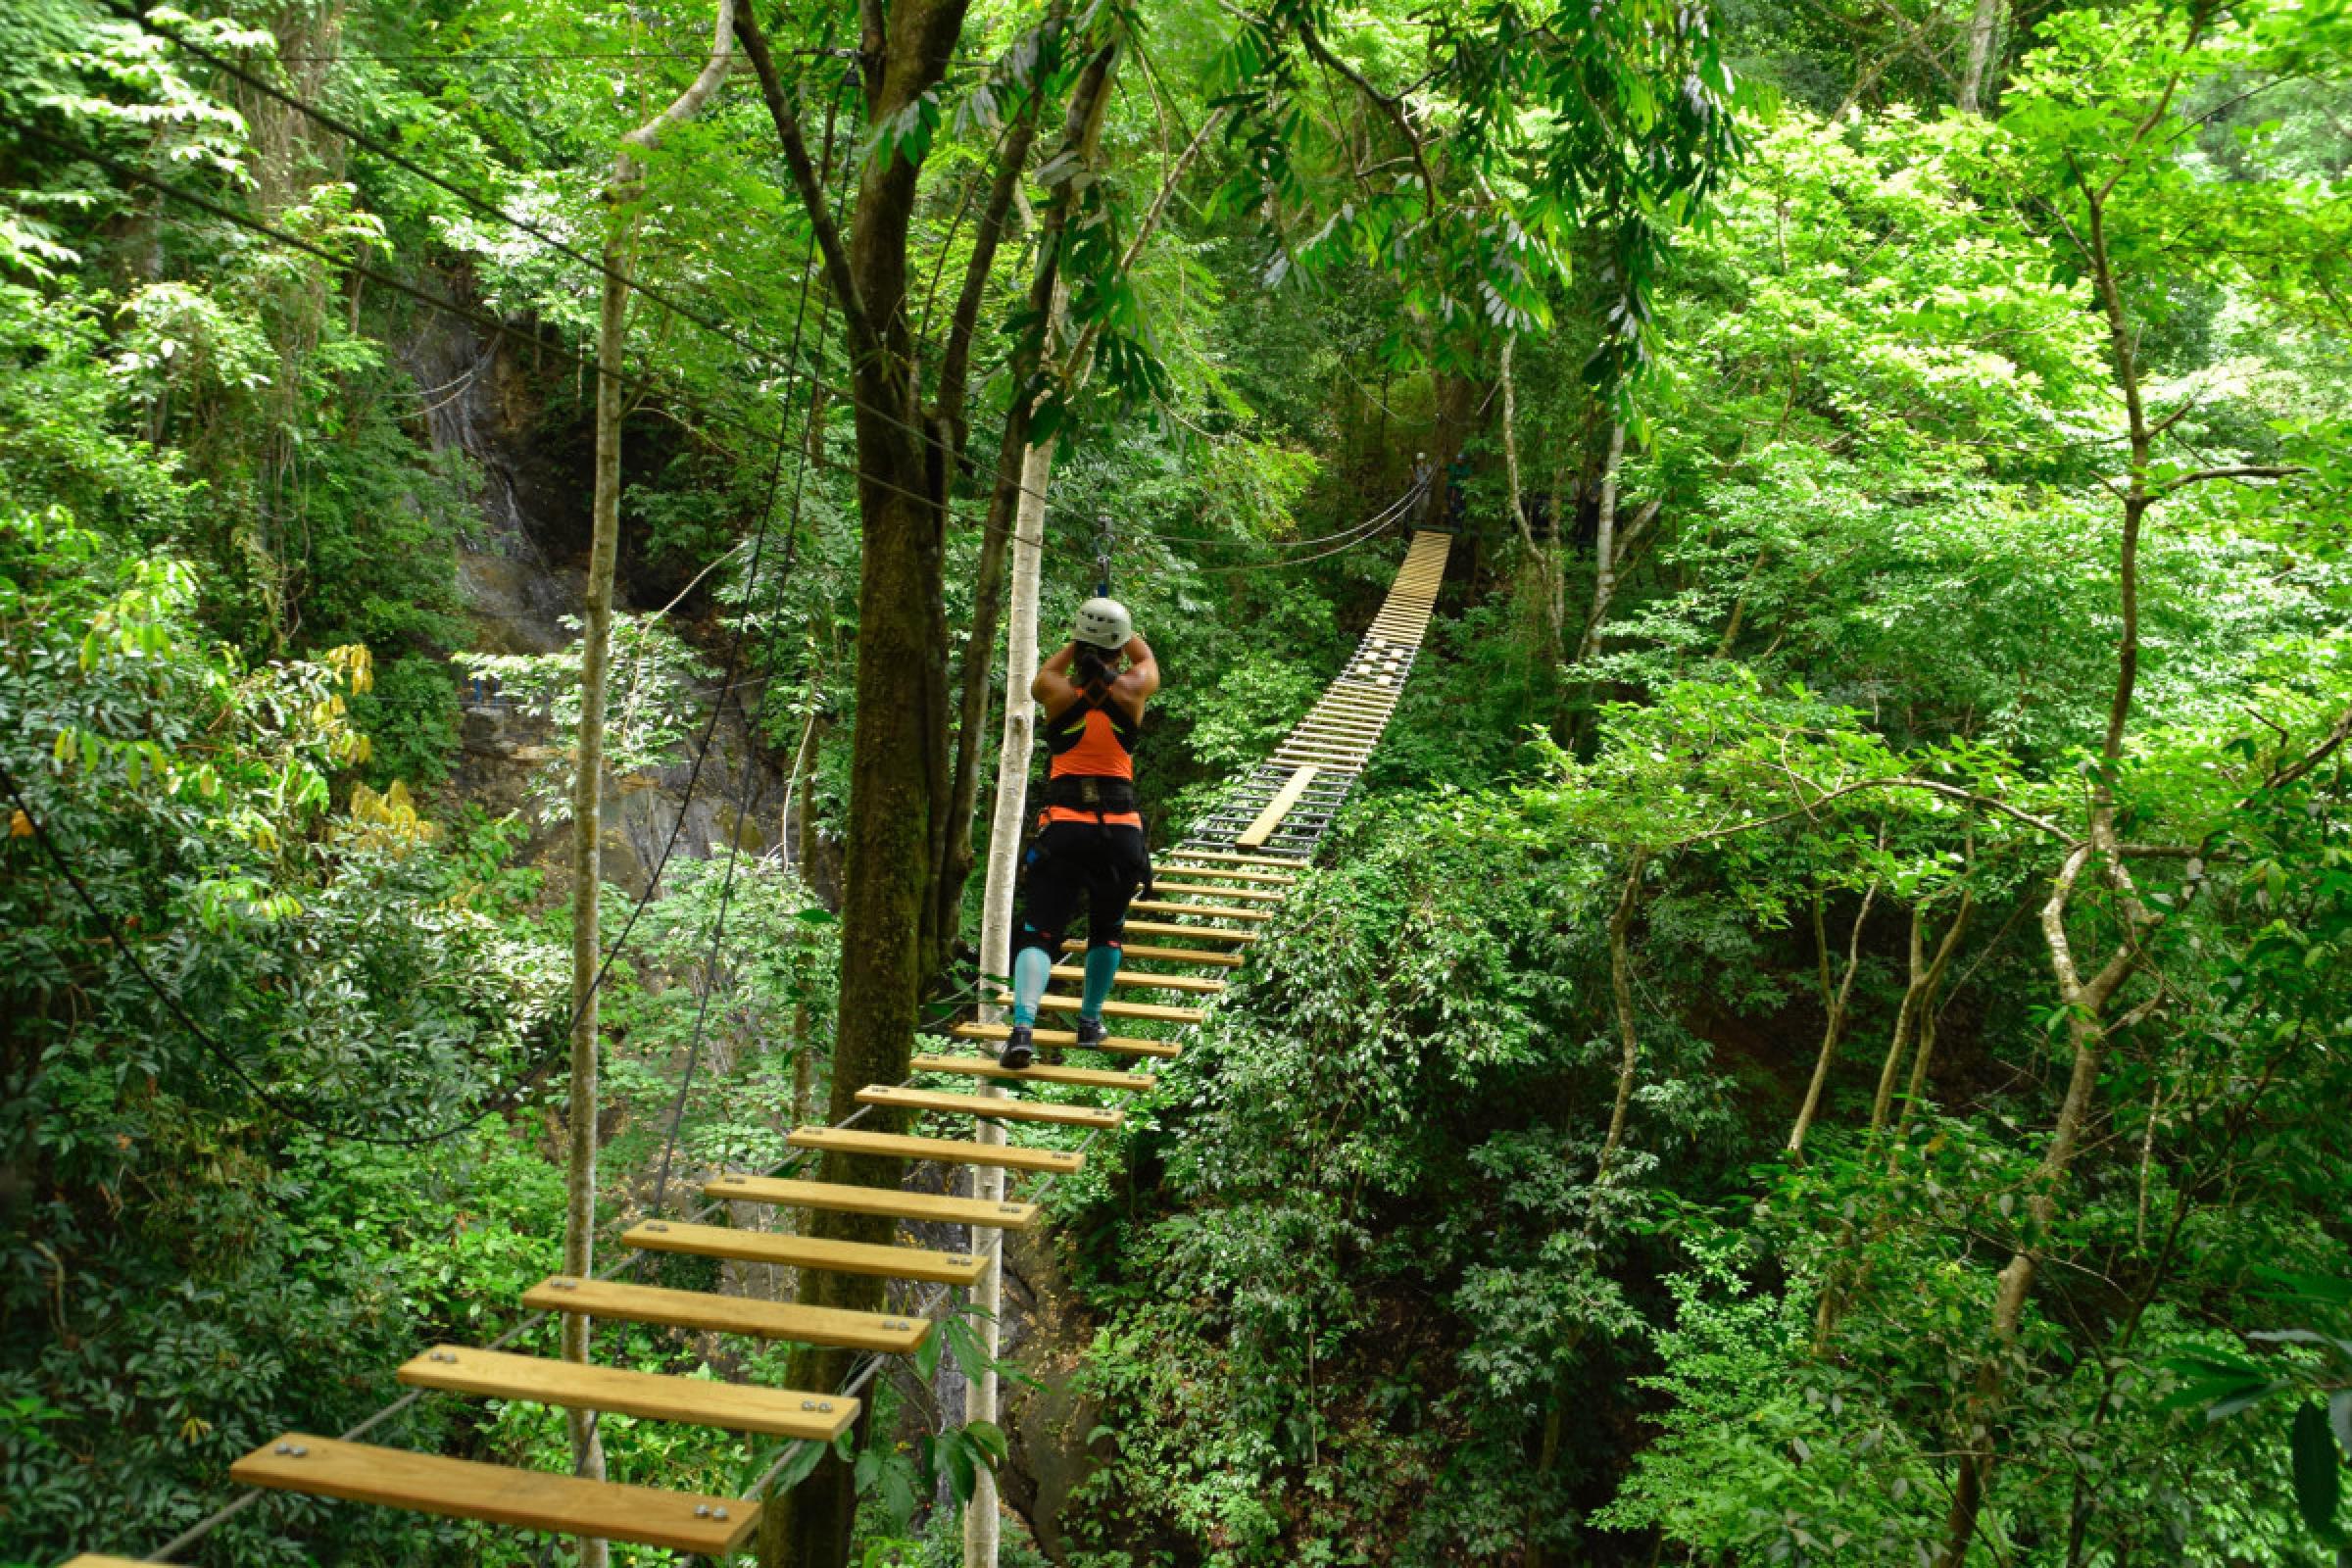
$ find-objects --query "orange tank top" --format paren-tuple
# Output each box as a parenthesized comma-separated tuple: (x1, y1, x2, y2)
(1040, 695, 1142, 827)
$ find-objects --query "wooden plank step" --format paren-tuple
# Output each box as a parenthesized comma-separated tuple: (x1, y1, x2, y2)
(395, 1346, 856, 1440)
(789, 1125, 1085, 1175)
(911, 1053, 1157, 1092)
(704, 1172, 1040, 1230)
(994, 991, 1207, 1023)
(1152, 864, 1295, 885)
(1172, 849, 1305, 868)
(62, 1559, 161, 1566)
(1129, 900, 1273, 922)
(1116, 918, 1258, 944)
(520, 1276, 929, 1353)
(1049, 962, 1225, 994)
(230, 1435, 758, 1555)
(858, 1083, 1123, 1128)
(953, 1020, 1181, 1058)
(1242, 766, 1317, 851)
(622, 1219, 985, 1285)
(1067, 939, 1244, 966)
(1150, 881, 1285, 904)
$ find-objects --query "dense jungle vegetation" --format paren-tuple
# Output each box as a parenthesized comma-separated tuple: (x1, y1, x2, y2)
(3, 0, 2350, 1562)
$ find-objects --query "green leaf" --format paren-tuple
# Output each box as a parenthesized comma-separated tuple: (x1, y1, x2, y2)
(763, 1440, 826, 1494)
(942, 1434, 977, 1503)
(2293, 1401, 2346, 1545)
(962, 1419, 1007, 1468)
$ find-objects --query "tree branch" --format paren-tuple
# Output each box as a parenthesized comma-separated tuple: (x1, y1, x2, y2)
(1675, 775, 2071, 849)
(933, 14, 1062, 449)
(1298, 22, 1438, 221)
(735, 3, 876, 361)
(2158, 463, 2307, 493)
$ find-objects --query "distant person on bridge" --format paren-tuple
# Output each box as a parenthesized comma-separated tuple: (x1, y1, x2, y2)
(1001, 598, 1159, 1070)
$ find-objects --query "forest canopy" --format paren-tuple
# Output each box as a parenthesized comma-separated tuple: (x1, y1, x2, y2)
(2, 0, 2350, 1563)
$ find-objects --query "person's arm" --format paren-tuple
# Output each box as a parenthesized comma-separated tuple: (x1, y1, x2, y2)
(1117, 634, 1160, 703)
(1032, 641, 1078, 707)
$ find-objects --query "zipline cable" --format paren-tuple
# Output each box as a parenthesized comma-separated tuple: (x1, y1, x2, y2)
(106, 0, 1092, 538)
(0, 141, 833, 1148)
(643, 66, 852, 1226)
(4, 115, 1427, 1145)
(99, 2, 1432, 574)
(50, 22, 1432, 577)
(9, 115, 1068, 567)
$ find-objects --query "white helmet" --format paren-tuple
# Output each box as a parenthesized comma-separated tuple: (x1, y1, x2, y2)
(1073, 596, 1133, 650)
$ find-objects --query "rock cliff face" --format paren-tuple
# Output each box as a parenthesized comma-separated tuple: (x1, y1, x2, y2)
(999, 1225, 1111, 1560)
(398, 305, 794, 893)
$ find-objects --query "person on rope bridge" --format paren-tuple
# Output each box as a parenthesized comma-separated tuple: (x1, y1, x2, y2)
(1001, 597, 1159, 1070)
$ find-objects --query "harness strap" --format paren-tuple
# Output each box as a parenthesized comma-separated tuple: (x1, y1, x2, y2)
(1043, 774, 1139, 812)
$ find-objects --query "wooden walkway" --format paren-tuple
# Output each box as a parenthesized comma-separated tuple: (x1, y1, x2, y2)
(66, 529, 1447, 1563)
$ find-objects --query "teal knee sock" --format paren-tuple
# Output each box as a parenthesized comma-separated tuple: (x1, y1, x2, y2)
(1080, 945, 1122, 1021)
(1010, 946, 1052, 1027)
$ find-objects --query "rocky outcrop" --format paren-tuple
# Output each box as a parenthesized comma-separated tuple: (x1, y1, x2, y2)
(998, 1224, 1113, 1561)
(397, 302, 803, 894)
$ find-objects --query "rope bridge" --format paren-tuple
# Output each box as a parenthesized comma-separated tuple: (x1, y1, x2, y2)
(62, 529, 1450, 1565)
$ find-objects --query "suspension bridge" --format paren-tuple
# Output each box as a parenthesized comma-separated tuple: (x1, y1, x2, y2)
(61, 528, 1451, 1565)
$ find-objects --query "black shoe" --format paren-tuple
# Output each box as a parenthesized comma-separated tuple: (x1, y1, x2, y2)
(1000, 1025, 1034, 1070)
(1073, 1016, 1106, 1049)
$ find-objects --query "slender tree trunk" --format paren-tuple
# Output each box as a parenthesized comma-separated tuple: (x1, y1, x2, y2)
(929, 71, 1054, 955)
(929, 37, 1115, 956)
(1498, 337, 1566, 664)
(1957, 0, 2001, 114)
(560, 15, 734, 1559)
(1714, 546, 1769, 658)
(1872, 891, 1971, 1138)
(560, 246, 628, 1560)
(1597, 849, 1648, 1182)
(1787, 881, 1880, 1158)
(1936, 180, 2165, 1567)
(1576, 422, 1627, 663)
(964, 434, 1051, 1568)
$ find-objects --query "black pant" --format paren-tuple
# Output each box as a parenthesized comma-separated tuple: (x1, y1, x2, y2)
(1012, 820, 1149, 956)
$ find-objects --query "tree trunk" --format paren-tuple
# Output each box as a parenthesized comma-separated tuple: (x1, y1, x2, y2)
(927, 38, 1118, 961)
(1957, 0, 2001, 114)
(1787, 881, 1880, 1158)
(1872, 891, 1971, 1139)
(737, 1, 979, 1558)
(964, 434, 1052, 1568)
(560, 14, 734, 1560)
(559, 243, 627, 1565)
(1576, 422, 1627, 663)
(1596, 849, 1648, 1182)
(1936, 181, 2164, 1566)
(1498, 337, 1566, 665)
(1421, 368, 1486, 531)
